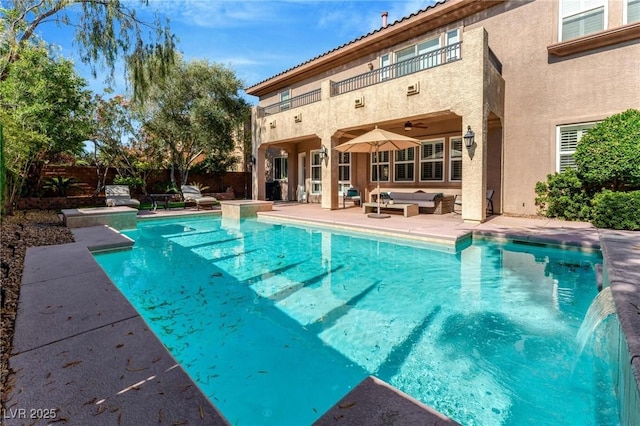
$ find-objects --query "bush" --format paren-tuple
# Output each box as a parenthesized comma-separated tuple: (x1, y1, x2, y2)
(113, 175, 143, 189)
(591, 190, 640, 230)
(535, 169, 592, 221)
(574, 109, 640, 191)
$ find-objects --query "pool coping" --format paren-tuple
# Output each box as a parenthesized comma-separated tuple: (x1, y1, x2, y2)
(7, 213, 640, 425)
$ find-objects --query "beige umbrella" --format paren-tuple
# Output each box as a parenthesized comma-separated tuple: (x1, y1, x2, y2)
(334, 126, 420, 218)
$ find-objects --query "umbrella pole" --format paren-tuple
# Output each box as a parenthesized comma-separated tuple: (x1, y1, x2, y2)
(368, 143, 390, 219)
(376, 144, 381, 216)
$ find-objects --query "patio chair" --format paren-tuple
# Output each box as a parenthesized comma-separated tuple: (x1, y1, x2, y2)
(342, 187, 361, 208)
(105, 185, 140, 208)
(453, 190, 494, 215)
(181, 185, 217, 210)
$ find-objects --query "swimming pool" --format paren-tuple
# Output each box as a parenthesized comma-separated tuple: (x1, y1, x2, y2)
(94, 215, 619, 425)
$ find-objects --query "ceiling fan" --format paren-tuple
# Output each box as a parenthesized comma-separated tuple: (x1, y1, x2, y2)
(403, 121, 428, 131)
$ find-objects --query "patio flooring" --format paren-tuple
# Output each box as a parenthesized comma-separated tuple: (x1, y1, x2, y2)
(7, 203, 640, 425)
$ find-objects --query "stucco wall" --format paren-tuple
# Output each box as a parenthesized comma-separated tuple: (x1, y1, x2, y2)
(252, 0, 639, 215)
(467, 0, 640, 214)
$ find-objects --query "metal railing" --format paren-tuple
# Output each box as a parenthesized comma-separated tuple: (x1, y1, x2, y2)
(259, 88, 322, 116)
(331, 42, 462, 96)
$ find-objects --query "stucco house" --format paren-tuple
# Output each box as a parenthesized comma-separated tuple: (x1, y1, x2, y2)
(246, 0, 640, 223)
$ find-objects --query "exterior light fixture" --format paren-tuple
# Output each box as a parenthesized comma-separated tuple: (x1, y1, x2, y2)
(404, 121, 413, 131)
(319, 145, 329, 158)
(250, 155, 256, 165)
(463, 125, 475, 148)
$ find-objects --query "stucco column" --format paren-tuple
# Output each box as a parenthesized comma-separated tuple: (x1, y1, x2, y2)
(460, 27, 489, 224)
(461, 117, 487, 223)
(320, 131, 340, 209)
(250, 106, 263, 200)
(254, 147, 267, 200)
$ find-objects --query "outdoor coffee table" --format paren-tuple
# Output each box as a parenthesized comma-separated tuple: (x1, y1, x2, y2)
(362, 202, 418, 217)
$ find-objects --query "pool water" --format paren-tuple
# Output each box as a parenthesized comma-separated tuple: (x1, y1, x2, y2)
(94, 216, 619, 425)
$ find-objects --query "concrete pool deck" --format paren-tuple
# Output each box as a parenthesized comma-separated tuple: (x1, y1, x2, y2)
(6, 204, 640, 425)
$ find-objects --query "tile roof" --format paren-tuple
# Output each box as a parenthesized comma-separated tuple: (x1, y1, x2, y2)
(245, 0, 448, 91)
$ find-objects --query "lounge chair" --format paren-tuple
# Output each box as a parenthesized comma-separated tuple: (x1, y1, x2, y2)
(342, 187, 361, 208)
(105, 185, 140, 208)
(181, 185, 217, 210)
(453, 189, 494, 215)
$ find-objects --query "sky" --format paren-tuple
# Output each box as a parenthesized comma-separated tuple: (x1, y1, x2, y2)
(36, 0, 432, 104)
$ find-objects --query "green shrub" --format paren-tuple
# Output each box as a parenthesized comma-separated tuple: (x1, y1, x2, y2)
(591, 190, 640, 230)
(42, 175, 77, 197)
(535, 169, 592, 221)
(113, 175, 143, 189)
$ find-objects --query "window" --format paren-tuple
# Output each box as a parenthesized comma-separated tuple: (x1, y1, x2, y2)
(557, 123, 596, 172)
(417, 37, 441, 69)
(449, 137, 463, 181)
(371, 151, 390, 182)
(338, 152, 351, 194)
(311, 150, 322, 194)
(280, 89, 291, 111)
(420, 139, 444, 181)
(560, 0, 606, 41)
(395, 36, 441, 77)
(273, 157, 288, 180)
(446, 29, 460, 61)
(396, 46, 416, 77)
(627, 0, 640, 23)
(380, 54, 391, 80)
(394, 148, 415, 182)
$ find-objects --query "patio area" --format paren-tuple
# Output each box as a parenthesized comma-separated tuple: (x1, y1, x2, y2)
(6, 204, 639, 425)
(257, 202, 603, 251)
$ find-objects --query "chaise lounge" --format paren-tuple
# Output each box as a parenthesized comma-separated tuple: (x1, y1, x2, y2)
(105, 185, 140, 208)
(181, 185, 218, 210)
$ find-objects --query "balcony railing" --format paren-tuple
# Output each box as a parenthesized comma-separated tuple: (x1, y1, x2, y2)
(331, 42, 462, 96)
(259, 88, 322, 116)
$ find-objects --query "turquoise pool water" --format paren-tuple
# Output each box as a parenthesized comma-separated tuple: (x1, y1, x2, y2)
(94, 216, 619, 425)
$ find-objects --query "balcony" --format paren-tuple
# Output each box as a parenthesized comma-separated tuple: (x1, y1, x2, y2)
(331, 42, 462, 96)
(258, 89, 321, 117)
(257, 43, 463, 118)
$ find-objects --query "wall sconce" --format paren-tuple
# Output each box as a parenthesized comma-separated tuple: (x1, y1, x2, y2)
(463, 125, 475, 149)
(319, 145, 329, 159)
(250, 155, 256, 165)
(404, 121, 413, 131)
(368, 62, 374, 71)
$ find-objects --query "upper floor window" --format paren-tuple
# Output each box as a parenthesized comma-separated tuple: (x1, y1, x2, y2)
(280, 89, 291, 111)
(395, 35, 441, 77)
(446, 29, 461, 61)
(273, 157, 288, 180)
(394, 148, 415, 182)
(371, 151, 390, 182)
(560, 0, 606, 41)
(380, 54, 391, 79)
(557, 123, 596, 172)
(420, 139, 444, 182)
(626, 0, 640, 23)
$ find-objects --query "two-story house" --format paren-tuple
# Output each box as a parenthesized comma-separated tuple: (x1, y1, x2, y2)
(246, 0, 640, 223)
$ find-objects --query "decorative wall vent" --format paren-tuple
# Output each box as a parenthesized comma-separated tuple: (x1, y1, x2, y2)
(269, 120, 276, 129)
(354, 97, 365, 108)
(407, 82, 420, 96)
(294, 113, 302, 123)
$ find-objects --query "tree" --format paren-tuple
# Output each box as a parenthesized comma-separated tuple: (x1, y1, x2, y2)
(138, 58, 250, 187)
(0, 0, 175, 102)
(574, 109, 640, 191)
(0, 43, 93, 213)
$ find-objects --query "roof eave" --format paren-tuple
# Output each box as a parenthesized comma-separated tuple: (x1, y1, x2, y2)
(245, 0, 505, 97)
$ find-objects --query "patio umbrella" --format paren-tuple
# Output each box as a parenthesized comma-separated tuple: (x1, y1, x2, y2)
(334, 126, 420, 218)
